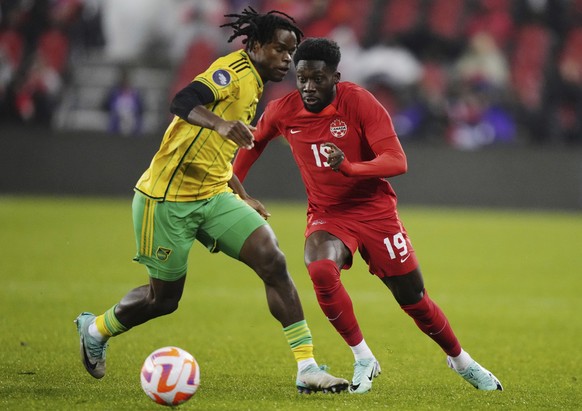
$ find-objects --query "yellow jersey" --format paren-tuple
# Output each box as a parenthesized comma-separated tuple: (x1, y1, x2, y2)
(135, 50, 263, 201)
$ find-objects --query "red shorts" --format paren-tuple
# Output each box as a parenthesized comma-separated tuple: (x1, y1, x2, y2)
(305, 212, 419, 278)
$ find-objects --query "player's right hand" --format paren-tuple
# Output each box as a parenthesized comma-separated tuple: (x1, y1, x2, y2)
(322, 142, 345, 171)
(244, 197, 271, 220)
(215, 120, 255, 150)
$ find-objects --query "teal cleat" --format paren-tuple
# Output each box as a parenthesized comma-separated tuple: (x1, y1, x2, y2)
(75, 312, 108, 379)
(349, 358, 381, 394)
(447, 357, 503, 391)
(296, 364, 349, 394)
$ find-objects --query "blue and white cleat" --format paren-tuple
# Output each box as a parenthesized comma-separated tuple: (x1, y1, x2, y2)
(75, 312, 108, 379)
(447, 357, 503, 391)
(349, 358, 381, 394)
(296, 364, 349, 394)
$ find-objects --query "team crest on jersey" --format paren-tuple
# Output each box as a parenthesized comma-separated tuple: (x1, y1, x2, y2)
(156, 247, 173, 262)
(330, 119, 347, 138)
(212, 69, 231, 87)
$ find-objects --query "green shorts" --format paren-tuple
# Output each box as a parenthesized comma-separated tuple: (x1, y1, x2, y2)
(132, 191, 267, 281)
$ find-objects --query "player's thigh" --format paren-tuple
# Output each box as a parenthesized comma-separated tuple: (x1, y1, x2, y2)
(305, 215, 357, 269)
(197, 192, 267, 260)
(132, 192, 201, 281)
(357, 218, 419, 278)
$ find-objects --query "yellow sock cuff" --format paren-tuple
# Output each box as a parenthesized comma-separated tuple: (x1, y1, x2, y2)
(96, 305, 128, 337)
(292, 344, 314, 362)
(94, 315, 110, 337)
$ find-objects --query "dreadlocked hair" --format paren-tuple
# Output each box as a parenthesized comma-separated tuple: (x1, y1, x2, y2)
(293, 38, 341, 71)
(221, 6, 303, 49)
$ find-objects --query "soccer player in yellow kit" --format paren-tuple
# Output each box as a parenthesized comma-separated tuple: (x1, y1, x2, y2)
(74, 8, 348, 394)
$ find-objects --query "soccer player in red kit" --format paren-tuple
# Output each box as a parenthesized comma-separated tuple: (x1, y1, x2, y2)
(233, 38, 503, 394)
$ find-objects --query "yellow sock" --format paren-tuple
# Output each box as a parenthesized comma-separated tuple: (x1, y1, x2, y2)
(95, 305, 128, 337)
(283, 320, 314, 362)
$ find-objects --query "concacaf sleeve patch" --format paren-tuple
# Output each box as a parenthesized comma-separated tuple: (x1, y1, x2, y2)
(212, 69, 231, 87)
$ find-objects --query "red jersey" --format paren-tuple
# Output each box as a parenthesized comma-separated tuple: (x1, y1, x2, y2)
(234, 82, 406, 220)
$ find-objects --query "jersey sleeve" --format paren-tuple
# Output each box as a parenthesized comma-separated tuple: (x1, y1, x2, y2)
(170, 81, 215, 119)
(358, 87, 398, 146)
(194, 66, 241, 103)
(233, 100, 281, 182)
(338, 88, 407, 178)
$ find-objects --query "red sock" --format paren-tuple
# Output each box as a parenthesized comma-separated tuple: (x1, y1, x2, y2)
(307, 260, 363, 346)
(400, 290, 462, 356)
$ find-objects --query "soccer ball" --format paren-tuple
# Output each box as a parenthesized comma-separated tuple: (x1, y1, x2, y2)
(140, 346, 200, 406)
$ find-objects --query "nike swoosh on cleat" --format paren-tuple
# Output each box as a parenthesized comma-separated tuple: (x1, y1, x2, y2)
(367, 369, 375, 381)
(83, 354, 97, 370)
(81, 338, 97, 370)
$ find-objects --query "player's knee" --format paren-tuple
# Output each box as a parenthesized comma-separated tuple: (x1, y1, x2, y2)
(307, 259, 340, 288)
(400, 290, 431, 320)
(266, 247, 287, 273)
(382, 270, 425, 305)
(256, 247, 289, 284)
(241, 227, 288, 279)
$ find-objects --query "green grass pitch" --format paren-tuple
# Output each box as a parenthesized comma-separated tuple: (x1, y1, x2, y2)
(1, 196, 581, 410)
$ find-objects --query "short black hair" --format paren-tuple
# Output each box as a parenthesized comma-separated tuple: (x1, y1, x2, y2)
(293, 38, 341, 70)
(221, 7, 303, 50)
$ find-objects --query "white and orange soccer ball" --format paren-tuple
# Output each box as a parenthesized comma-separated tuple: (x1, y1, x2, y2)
(140, 346, 200, 406)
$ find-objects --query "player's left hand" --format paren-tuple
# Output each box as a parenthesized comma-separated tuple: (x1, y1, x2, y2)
(322, 142, 345, 172)
(244, 197, 271, 220)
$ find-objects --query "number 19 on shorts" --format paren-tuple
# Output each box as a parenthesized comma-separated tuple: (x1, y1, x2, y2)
(384, 232, 409, 261)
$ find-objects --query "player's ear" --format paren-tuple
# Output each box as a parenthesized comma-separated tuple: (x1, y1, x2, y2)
(334, 71, 341, 84)
(253, 42, 261, 52)
(248, 40, 259, 53)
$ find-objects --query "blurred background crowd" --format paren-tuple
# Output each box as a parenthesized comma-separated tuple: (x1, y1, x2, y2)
(1, 0, 582, 149)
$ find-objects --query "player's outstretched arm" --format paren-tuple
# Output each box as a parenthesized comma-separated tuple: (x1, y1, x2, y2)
(323, 138, 407, 178)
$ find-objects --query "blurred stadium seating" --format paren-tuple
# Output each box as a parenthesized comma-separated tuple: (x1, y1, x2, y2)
(1, 0, 582, 146)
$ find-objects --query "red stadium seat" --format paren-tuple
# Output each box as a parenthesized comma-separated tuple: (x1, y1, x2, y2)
(380, 0, 422, 40)
(327, 0, 373, 43)
(559, 27, 582, 69)
(510, 24, 552, 109)
(465, 0, 514, 49)
(427, 0, 466, 41)
(169, 38, 216, 101)
(36, 28, 70, 73)
(0, 29, 24, 69)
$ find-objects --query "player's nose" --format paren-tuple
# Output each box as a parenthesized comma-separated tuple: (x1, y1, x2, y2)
(303, 79, 316, 91)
